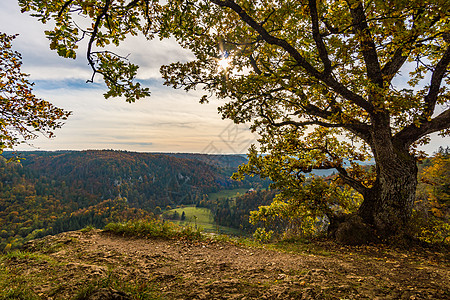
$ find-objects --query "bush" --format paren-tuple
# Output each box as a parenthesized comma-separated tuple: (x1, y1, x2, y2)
(104, 219, 203, 241)
(409, 210, 450, 245)
(253, 227, 274, 244)
(249, 177, 362, 241)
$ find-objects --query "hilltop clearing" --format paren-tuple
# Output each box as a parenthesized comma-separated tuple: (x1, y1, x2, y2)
(1, 229, 449, 299)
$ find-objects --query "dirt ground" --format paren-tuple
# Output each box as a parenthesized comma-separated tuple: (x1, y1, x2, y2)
(10, 229, 450, 299)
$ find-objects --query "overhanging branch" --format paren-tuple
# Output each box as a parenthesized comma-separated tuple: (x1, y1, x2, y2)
(335, 165, 369, 195)
(210, 0, 374, 114)
(394, 108, 450, 148)
(86, 0, 112, 83)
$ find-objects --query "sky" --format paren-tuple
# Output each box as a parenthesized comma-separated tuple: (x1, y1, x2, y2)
(0, 1, 258, 154)
(0, 1, 448, 155)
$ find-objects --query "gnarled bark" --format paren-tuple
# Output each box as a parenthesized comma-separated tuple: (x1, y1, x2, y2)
(333, 117, 419, 244)
(358, 154, 418, 239)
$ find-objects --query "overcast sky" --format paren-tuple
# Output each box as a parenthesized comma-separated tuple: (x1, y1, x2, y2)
(0, 1, 448, 155)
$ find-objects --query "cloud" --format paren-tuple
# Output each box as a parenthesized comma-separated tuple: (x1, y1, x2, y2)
(0, 2, 254, 153)
(34, 79, 104, 91)
(11, 78, 255, 153)
(1, 2, 192, 82)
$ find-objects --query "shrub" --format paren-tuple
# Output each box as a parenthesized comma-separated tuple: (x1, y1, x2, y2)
(253, 227, 273, 244)
(409, 210, 450, 245)
(104, 219, 203, 241)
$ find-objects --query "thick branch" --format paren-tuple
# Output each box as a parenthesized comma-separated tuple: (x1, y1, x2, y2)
(126, 0, 141, 9)
(211, 0, 318, 74)
(382, 12, 440, 82)
(335, 165, 369, 195)
(423, 45, 450, 119)
(267, 119, 343, 129)
(393, 44, 450, 148)
(381, 47, 410, 82)
(394, 108, 450, 148)
(58, 0, 74, 18)
(308, 0, 332, 73)
(260, 98, 371, 143)
(317, 147, 369, 195)
(210, 0, 374, 113)
(248, 54, 262, 75)
(280, 86, 373, 142)
(302, 103, 333, 119)
(348, 1, 383, 87)
(300, 101, 371, 142)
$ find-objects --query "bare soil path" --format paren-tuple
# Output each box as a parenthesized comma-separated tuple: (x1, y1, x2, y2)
(10, 229, 450, 299)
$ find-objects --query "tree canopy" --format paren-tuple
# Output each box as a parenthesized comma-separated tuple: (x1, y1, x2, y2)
(18, 0, 450, 241)
(0, 33, 71, 152)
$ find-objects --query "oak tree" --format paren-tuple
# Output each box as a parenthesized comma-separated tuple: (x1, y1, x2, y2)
(19, 0, 450, 241)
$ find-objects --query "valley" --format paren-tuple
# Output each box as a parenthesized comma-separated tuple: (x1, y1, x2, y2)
(0, 150, 269, 250)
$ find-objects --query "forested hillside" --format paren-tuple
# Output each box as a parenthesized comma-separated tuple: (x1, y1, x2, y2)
(0, 150, 264, 250)
(1, 148, 448, 251)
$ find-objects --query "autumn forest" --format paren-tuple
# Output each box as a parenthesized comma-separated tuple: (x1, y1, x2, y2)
(1, 148, 448, 252)
(0, 150, 272, 250)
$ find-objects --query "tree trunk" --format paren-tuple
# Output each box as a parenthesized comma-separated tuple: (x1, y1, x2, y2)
(358, 122, 418, 240)
(358, 154, 418, 238)
(331, 118, 419, 244)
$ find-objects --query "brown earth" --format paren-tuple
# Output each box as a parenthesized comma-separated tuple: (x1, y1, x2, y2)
(6, 229, 450, 299)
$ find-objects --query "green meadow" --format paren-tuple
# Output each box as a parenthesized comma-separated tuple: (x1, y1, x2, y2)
(207, 188, 249, 201)
(165, 205, 243, 236)
(163, 189, 254, 236)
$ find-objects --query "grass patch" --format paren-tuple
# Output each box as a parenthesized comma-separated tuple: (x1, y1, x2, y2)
(167, 206, 213, 225)
(1, 250, 59, 266)
(267, 238, 335, 257)
(26, 237, 76, 254)
(80, 225, 96, 233)
(0, 250, 57, 299)
(208, 234, 336, 258)
(0, 263, 39, 299)
(164, 206, 245, 236)
(1, 248, 161, 299)
(201, 224, 244, 236)
(207, 188, 249, 201)
(208, 233, 262, 249)
(104, 219, 203, 241)
(3, 250, 48, 261)
(73, 272, 161, 300)
(0, 285, 39, 300)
